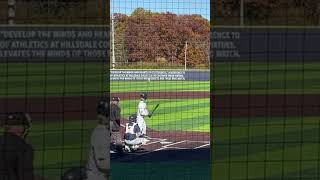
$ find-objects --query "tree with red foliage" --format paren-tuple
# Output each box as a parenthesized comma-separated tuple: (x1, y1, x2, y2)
(122, 8, 209, 67)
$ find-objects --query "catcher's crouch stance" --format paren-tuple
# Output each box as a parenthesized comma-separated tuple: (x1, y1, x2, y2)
(123, 114, 146, 152)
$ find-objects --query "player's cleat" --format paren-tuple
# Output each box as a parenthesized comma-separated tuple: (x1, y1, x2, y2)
(110, 150, 116, 154)
(124, 145, 131, 152)
(132, 145, 139, 150)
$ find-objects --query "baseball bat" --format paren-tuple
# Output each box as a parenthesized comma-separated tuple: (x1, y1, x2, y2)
(149, 103, 160, 117)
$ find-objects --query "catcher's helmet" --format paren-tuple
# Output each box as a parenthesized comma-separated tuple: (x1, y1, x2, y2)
(112, 97, 120, 101)
(140, 92, 148, 100)
(96, 98, 110, 116)
(5, 112, 32, 129)
(61, 167, 87, 180)
(128, 114, 137, 123)
(5, 112, 32, 138)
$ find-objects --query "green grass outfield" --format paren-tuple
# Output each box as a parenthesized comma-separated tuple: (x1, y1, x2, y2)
(111, 80, 209, 92)
(119, 99, 210, 132)
(214, 62, 320, 94)
(1, 62, 320, 96)
(0, 63, 106, 97)
(212, 116, 320, 179)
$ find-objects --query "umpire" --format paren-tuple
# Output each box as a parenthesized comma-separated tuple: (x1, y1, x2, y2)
(86, 99, 110, 180)
(110, 97, 123, 153)
(0, 112, 36, 180)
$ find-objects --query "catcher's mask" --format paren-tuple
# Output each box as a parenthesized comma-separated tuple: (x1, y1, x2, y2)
(128, 114, 137, 123)
(5, 112, 32, 138)
(140, 92, 148, 100)
(111, 97, 120, 102)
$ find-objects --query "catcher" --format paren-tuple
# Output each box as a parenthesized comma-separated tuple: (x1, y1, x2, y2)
(123, 114, 146, 152)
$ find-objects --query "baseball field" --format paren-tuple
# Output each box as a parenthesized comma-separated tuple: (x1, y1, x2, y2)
(110, 69, 211, 179)
(1, 61, 319, 179)
(0, 62, 210, 179)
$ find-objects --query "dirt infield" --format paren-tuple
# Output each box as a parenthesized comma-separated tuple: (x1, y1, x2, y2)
(119, 118, 210, 151)
(0, 93, 319, 122)
(111, 119, 210, 162)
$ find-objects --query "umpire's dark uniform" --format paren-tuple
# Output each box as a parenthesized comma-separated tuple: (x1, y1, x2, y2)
(0, 113, 34, 180)
(110, 97, 122, 152)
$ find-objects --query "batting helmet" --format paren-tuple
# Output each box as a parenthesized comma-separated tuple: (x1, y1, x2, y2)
(96, 98, 110, 116)
(61, 167, 87, 180)
(140, 92, 148, 100)
(128, 114, 137, 123)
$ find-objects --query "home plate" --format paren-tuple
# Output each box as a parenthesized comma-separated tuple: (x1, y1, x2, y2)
(160, 141, 172, 145)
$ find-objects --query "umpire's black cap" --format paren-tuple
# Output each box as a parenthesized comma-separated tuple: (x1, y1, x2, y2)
(96, 98, 110, 116)
(5, 112, 32, 128)
(112, 97, 120, 101)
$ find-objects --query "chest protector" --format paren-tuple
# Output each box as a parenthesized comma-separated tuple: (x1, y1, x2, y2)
(124, 123, 137, 141)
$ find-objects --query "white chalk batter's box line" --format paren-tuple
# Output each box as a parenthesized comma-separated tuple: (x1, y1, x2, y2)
(120, 123, 210, 149)
(135, 139, 210, 157)
(146, 139, 210, 150)
(160, 140, 210, 150)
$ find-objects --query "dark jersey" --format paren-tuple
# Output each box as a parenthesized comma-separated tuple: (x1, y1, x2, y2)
(110, 104, 121, 131)
(0, 133, 34, 180)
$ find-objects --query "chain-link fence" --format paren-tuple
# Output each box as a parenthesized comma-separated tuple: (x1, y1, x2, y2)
(110, 1, 210, 180)
(0, 1, 108, 179)
(212, 1, 320, 179)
